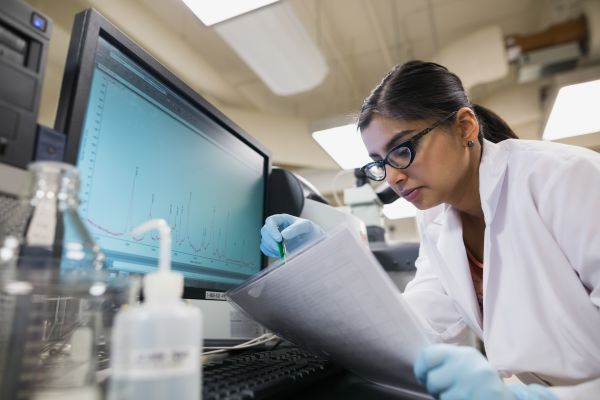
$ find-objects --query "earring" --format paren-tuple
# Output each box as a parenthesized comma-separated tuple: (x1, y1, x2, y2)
(467, 140, 475, 148)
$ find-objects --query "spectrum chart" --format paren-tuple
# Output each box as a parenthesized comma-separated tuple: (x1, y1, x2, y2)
(76, 62, 264, 284)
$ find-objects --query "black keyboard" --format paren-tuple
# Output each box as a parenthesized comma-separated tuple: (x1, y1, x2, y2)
(202, 346, 340, 400)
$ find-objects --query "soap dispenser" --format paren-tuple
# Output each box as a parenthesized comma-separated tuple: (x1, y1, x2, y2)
(108, 219, 202, 400)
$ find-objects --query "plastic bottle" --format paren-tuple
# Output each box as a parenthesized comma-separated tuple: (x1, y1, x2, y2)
(108, 219, 203, 400)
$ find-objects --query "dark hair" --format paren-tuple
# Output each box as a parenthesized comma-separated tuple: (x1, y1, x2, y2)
(357, 60, 518, 144)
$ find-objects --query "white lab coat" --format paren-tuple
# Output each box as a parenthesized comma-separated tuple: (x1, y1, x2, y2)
(402, 138, 600, 399)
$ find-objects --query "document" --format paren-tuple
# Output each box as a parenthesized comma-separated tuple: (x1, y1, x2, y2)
(227, 224, 431, 396)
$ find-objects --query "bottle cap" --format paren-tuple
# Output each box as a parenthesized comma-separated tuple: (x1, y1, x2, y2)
(143, 271, 183, 302)
(132, 219, 184, 303)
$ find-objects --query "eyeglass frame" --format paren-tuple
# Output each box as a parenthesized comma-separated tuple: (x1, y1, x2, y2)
(360, 110, 458, 181)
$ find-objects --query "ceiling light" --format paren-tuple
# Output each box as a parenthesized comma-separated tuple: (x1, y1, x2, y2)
(543, 79, 600, 140)
(312, 124, 372, 170)
(214, 2, 327, 96)
(181, 0, 280, 26)
(382, 198, 417, 220)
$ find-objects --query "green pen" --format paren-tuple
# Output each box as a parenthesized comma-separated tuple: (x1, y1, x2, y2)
(277, 240, 287, 264)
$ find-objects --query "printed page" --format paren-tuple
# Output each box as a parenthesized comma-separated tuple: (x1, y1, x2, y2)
(227, 225, 431, 395)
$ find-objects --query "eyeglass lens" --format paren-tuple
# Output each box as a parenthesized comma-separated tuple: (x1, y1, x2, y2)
(365, 146, 413, 180)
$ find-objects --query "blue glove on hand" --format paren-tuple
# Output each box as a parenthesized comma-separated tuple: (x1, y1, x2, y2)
(414, 344, 558, 400)
(260, 214, 324, 258)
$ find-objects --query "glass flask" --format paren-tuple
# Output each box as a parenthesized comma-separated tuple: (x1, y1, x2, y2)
(0, 161, 104, 271)
(0, 161, 136, 400)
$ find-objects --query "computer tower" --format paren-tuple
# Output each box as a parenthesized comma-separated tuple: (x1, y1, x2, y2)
(0, 0, 51, 169)
(0, 0, 52, 239)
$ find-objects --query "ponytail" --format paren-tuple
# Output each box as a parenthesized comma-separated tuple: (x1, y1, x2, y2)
(472, 104, 518, 144)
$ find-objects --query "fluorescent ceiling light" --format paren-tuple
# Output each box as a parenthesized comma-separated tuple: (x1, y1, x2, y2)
(543, 79, 600, 140)
(181, 0, 280, 26)
(382, 198, 417, 220)
(312, 124, 372, 170)
(214, 2, 327, 96)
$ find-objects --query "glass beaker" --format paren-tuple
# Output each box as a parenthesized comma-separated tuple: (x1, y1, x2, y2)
(0, 268, 138, 400)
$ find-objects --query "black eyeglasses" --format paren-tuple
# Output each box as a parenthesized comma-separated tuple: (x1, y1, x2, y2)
(360, 111, 458, 181)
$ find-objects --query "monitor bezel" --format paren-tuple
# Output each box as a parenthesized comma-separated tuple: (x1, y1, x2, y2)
(55, 8, 271, 300)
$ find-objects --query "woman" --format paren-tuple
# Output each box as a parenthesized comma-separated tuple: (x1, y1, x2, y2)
(260, 61, 600, 399)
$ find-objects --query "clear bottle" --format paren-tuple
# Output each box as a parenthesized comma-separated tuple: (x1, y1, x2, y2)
(0, 161, 104, 272)
(109, 219, 203, 400)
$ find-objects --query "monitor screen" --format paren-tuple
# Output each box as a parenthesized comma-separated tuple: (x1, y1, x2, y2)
(55, 9, 270, 300)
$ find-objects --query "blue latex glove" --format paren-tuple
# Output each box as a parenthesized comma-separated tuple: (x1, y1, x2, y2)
(414, 344, 558, 400)
(260, 214, 324, 258)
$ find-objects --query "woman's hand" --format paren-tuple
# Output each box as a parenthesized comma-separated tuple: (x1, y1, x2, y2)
(414, 344, 558, 400)
(260, 214, 324, 257)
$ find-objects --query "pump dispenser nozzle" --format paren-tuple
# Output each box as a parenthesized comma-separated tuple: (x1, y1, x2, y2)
(131, 219, 183, 303)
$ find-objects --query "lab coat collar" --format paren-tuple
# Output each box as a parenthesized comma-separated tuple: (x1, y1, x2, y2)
(478, 139, 509, 225)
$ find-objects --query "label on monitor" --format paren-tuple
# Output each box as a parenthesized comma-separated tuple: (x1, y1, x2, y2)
(112, 347, 199, 379)
(205, 291, 227, 301)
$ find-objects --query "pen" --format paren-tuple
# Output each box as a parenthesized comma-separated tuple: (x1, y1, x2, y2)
(277, 240, 287, 264)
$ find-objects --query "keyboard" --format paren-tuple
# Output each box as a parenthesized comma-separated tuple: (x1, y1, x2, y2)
(202, 346, 341, 400)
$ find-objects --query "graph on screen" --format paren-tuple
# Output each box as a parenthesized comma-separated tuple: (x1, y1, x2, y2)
(76, 49, 264, 285)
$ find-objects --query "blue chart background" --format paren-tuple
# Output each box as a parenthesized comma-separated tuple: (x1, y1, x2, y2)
(76, 59, 264, 285)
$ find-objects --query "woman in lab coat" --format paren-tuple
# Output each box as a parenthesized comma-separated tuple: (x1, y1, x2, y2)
(260, 61, 600, 400)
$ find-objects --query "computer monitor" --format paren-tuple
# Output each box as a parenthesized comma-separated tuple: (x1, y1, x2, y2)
(55, 9, 270, 342)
